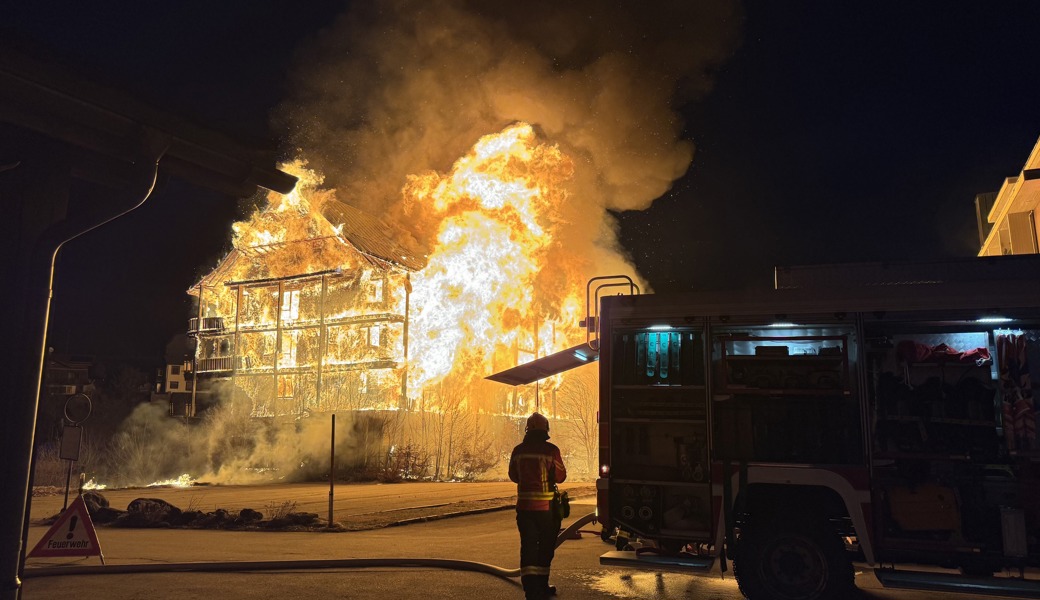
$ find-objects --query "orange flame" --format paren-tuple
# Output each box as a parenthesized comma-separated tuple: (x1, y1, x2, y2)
(196, 123, 590, 415)
(405, 123, 582, 396)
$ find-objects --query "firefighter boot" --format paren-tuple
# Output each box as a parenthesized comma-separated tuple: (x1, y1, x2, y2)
(521, 575, 545, 600)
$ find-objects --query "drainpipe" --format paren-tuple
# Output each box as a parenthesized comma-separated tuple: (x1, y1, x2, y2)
(5, 139, 167, 600)
(316, 274, 327, 410)
(275, 281, 284, 415)
(401, 272, 410, 408)
(190, 284, 202, 419)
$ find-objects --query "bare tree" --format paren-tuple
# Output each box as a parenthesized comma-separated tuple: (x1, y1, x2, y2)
(435, 374, 469, 480)
(555, 365, 599, 479)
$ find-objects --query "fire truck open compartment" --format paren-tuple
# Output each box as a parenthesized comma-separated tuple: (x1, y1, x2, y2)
(711, 325, 863, 465)
(864, 317, 1040, 569)
(589, 272, 1040, 598)
(607, 328, 712, 546)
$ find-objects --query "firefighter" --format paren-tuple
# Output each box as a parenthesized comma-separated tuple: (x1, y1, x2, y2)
(509, 412, 567, 600)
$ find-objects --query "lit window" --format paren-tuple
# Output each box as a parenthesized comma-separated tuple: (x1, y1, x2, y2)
(359, 371, 368, 394)
(281, 331, 299, 367)
(281, 290, 300, 321)
(278, 376, 295, 399)
(368, 325, 381, 348)
(367, 278, 384, 303)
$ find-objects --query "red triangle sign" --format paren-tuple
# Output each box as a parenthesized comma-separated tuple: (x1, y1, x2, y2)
(28, 495, 104, 561)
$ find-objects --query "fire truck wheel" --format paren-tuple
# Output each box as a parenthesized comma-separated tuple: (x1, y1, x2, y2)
(733, 518, 853, 600)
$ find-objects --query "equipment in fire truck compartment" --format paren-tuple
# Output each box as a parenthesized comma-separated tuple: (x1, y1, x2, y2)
(720, 336, 846, 392)
(712, 332, 862, 464)
(872, 333, 999, 459)
(610, 483, 711, 540)
(610, 422, 707, 482)
(613, 331, 704, 386)
(608, 328, 711, 545)
(868, 329, 1040, 562)
(997, 332, 1038, 453)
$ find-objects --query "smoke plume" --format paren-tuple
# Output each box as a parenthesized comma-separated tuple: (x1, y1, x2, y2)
(277, 0, 742, 270)
(82, 1, 743, 488)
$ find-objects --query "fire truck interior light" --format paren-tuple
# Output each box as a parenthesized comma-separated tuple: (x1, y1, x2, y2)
(648, 324, 673, 330)
(767, 322, 798, 328)
(977, 316, 1013, 323)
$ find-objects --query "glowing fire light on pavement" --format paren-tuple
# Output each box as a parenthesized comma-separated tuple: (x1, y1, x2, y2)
(147, 474, 198, 488)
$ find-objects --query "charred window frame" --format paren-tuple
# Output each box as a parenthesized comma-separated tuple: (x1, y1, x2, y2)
(281, 289, 301, 322)
(367, 324, 382, 348)
(366, 276, 385, 304)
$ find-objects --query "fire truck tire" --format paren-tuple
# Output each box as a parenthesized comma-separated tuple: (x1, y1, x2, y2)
(733, 518, 853, 600)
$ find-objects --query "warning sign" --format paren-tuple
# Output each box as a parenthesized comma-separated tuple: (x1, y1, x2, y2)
(28, 495, 104, 563)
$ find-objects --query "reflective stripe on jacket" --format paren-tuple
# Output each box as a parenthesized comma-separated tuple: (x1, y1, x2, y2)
(508, 439, 566, 511)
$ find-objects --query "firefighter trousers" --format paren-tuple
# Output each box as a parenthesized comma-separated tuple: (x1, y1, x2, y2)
(516, 510, 560, 600)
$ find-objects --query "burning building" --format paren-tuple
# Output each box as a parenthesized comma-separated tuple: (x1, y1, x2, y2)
(188, 169, 425, 418)
(187, 125, 597, 426)
(176, 125, 610, 479)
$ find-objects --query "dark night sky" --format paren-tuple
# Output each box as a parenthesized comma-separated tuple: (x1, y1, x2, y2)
(6, 1, 1040, 368)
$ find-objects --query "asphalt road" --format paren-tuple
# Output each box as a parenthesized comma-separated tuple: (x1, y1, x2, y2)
(29, 481, 551, 525)
(21, 490, 988, 600)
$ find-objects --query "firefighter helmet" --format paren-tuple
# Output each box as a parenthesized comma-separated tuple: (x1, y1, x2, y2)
(526, 412, 550, 432)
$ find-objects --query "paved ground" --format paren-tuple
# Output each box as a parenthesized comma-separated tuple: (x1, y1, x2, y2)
(30, 481, 594, 530)
(19, 486, 991, 600)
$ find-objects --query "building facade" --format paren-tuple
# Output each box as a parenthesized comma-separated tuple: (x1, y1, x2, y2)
(188, 199, 424, 418)
(978, 135, 1040, 256)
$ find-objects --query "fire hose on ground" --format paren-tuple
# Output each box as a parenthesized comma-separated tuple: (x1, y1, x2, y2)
(21, 512, 600, 584)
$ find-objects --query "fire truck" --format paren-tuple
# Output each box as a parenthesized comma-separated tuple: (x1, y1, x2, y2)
(491, 258, 1040, 600)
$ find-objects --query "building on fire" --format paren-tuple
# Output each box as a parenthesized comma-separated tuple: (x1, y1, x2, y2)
(186, 198, 425, 418)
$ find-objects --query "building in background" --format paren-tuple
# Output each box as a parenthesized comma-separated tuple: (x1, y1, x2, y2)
(978, 135, 1040, 256)
(152, 334, 197, 418)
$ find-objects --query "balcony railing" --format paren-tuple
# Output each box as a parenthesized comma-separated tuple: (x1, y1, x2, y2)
(188, 317, 225, 335)
(196, 356, 234, 373)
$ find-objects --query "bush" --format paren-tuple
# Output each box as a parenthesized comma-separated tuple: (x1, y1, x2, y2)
(379, 442, 431, 482)
(452, 447, 497, 481)
(32, 444, 67, 488)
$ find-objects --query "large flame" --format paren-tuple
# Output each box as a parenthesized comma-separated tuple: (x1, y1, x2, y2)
(196, 122, 593, 416)
(404, 123, 582, 396)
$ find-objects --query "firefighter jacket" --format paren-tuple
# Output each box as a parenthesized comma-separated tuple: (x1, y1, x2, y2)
(509, 435, 567, 511)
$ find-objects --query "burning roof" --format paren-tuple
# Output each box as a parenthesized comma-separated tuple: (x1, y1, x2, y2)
(191, 191, 423, 293)
(321, 199, 426, 272)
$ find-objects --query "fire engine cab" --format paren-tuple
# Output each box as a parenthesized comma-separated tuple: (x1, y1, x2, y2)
(491, 257, 1040, 600)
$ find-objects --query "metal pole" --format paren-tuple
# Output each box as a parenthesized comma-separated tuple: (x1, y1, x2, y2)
(328, 413, 335, 528)
(190, 284, 202, 419)
(61, 460, 73, 511)
(534, 317, 540, 413)
(274, 281, 284, 415)
(401, 273, 410, 409)
(316, 275, 327, 409)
